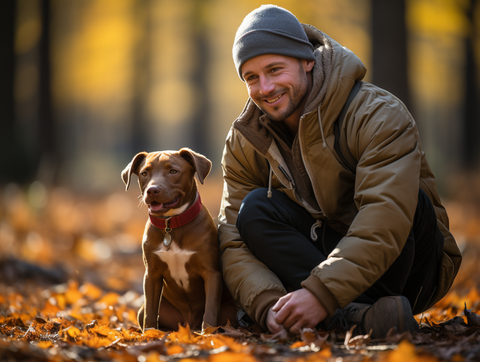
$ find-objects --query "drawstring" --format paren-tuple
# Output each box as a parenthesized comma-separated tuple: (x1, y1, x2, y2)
(318, 107, 327, 149)
(267, 164, 273, 198)
(311, 219, 328, 256)
(310, 219, 323, 241)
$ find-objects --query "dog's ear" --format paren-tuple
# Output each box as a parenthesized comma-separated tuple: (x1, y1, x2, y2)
(179, 148, 212, 185)
(121, 152, 148, 190)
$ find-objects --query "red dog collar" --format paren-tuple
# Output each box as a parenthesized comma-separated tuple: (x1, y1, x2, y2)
(149, 192, 202, 230)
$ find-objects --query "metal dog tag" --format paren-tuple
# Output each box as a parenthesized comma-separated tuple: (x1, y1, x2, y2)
(163, 232, 172, 246)
(163, 228, 172, 246)
(163, 218, 172, 246)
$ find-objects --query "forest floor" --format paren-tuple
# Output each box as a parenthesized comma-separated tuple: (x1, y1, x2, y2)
(1, 176, 480, 362)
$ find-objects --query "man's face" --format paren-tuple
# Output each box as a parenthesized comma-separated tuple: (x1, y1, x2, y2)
(242, 54, 314, 125)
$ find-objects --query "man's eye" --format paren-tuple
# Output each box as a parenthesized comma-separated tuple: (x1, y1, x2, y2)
(170, 169, 178, 174)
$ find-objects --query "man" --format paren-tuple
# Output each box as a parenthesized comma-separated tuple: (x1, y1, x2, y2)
(218, 5, 462, 338)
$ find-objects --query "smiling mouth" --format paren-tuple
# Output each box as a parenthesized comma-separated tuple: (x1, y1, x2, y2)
(148, 197, 179, 212)
(265, 93, 283, 103)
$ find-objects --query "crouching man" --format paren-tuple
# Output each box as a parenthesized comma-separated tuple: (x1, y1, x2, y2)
(218, 4, 462, 338)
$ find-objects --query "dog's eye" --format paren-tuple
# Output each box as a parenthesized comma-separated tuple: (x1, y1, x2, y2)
(141, 171, 148, 177)
(169, 169, 178, 174)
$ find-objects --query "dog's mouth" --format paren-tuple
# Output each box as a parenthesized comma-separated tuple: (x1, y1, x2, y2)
(148, 197, 180, 213)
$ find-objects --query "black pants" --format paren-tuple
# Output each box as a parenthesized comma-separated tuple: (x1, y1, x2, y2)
(236, 188, 444, 315)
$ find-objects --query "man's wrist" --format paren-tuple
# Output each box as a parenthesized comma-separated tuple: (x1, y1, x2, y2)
(250, 290, 286, 330)
(301, 275, 340, 316)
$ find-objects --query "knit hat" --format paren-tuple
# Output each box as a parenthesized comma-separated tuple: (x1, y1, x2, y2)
(232, 5, 315, 81)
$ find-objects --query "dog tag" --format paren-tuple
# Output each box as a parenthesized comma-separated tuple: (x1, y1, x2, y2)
(163, 233, 172, 246)
(163, 219, 173, 247)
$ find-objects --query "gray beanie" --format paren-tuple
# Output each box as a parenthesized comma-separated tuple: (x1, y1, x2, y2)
(232, 5, 315, 81)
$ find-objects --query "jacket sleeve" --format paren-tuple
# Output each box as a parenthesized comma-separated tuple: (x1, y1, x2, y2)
(218, 128, 286, 329)
(304, 86, 422, 310)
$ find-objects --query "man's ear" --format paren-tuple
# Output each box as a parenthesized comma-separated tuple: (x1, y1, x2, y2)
(178, 148, 212, 185)
(303, 59, 315, 72)
(121, 152, 148, 190)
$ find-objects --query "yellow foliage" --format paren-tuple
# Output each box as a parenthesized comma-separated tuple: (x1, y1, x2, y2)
(208, 351, 259, 362)
(388, 340, 416, 362)
(80, 282, 103, 300)
(41, 301, 61, 318)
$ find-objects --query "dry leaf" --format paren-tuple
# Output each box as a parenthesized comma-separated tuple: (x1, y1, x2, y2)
(464, 303, 480, 326)
(1, 187, 480, 362)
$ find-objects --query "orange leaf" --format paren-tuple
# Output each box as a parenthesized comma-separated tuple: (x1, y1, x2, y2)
(63, 325, 86, 340)
(219, 335, 247, 353)
(53, 294, 66, 310)
(290, 341, 307, 349)
(144, 351, 162, 362)
(42, 300, 61, 317)
(306, 348, 332, 361)
(167, 344, 184, 355)
(82, 335, 114, 348)
(122, 308, 138, 324)
(208, 351, 258, 362)
(36, 341, 53, 349)
(143, 328, 167, 340)
(387, 340, 416, 362)
(97, 292, 119, 307)
(169, 324, 198, 344)
(65, 280, 83, 305)
(80, 282, 103, 301)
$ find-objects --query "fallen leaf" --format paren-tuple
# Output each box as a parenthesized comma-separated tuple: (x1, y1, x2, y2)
(464, 303, 480, 326)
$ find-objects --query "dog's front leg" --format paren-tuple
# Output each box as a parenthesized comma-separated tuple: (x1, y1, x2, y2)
(202, 270, 223, 329)
(143, 270, 163, 331)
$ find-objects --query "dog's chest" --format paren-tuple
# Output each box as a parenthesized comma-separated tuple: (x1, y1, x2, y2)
(154, 243, 195, 290)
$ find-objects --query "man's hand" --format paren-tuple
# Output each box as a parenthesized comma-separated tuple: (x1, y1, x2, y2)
(266, 305, 286, 334)
(271, 288, 327, 334)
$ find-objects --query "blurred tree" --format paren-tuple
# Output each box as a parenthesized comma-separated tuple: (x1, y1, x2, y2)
(0, 0, 58, 186)
(189, 0, 211, 157)
(130, 0, 151, 155)
(0, 0, 17, 184)
(461, 0, 480, 168)
(371, 0, 412, 112)
(38, 0, 59, 185)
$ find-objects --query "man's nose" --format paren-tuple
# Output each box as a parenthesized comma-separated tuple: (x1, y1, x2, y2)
(259, 75, 275, 95)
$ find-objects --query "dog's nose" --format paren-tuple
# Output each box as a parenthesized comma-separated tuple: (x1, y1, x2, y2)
(146, 185, 161, 196)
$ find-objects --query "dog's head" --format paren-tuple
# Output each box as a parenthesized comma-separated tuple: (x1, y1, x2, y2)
(121, 148, 212, 216)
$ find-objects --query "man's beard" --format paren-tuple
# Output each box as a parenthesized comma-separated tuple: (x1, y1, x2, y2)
(258, 93, 298, 122)
(254, 75, 309, 122)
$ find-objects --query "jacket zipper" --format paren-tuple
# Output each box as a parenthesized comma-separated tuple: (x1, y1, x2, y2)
(298, 114, 328, 219)
(278, 165, 296, 188)
(269, 164, 289, 189)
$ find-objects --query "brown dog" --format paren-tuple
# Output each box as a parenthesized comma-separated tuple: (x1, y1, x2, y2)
(122, 148, 227, 331)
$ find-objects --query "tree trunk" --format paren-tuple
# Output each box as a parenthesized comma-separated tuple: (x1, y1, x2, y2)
(0, 0, 17, 184)
(461, 0, 479, 169)
(371, 0, 411, 112)
(38, 0, 58, 184)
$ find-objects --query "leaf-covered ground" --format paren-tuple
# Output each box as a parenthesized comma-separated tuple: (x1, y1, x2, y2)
(1, 181, 480, 361)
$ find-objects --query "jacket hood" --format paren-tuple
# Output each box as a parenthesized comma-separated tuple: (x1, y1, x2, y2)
(302, 24, 366, 132)
(302, 24, 367, 118)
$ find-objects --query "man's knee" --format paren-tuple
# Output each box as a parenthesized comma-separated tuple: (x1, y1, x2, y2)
(236, 188, 270, 229)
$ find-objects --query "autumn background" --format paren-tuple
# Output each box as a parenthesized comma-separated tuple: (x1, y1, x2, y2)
(1, 0, 480, 361)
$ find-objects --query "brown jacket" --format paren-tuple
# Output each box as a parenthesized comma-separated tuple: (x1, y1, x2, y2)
(218, 25, 462, 330)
